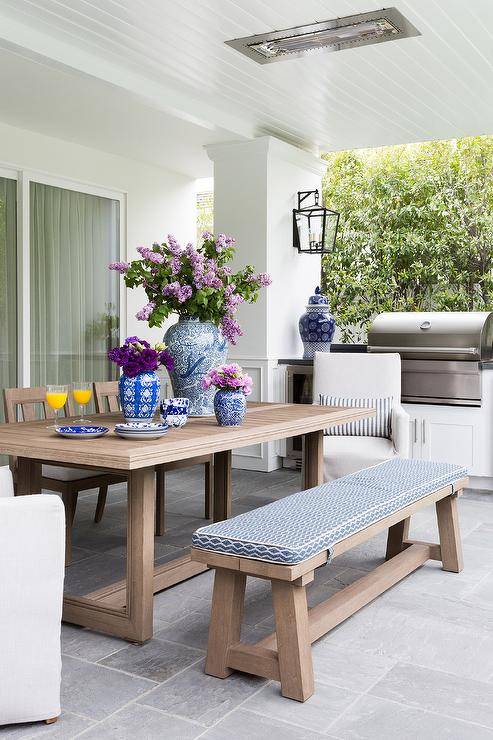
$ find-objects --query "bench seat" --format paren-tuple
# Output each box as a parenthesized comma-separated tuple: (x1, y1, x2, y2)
(192, 458, 468, 565)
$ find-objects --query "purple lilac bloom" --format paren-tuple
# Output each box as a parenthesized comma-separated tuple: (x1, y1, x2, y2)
(170, 255, 182, 275)
(135, 301, 156, 321)
(202, 230, 214, 241)
(220, 316, 243, 344)
(147, 251, 165, 264)
(177, 285, 192, 303)
(256, 272, 272, 287)
(167, 234, 183, 256)
(109, 261, 130, 273)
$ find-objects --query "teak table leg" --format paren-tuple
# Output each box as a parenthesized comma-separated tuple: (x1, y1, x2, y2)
(155, 466, 166, 536)
(303, 430, 324, 490)
(15, 458, 41, 496)
(127, 468, 156, 642)
(213, 450, 232, 523)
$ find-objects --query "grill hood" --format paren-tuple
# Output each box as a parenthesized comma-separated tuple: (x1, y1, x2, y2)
(368, 312, 493, 362)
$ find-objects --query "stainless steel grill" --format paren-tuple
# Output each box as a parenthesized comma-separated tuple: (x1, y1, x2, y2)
(368, 312, 493, 406)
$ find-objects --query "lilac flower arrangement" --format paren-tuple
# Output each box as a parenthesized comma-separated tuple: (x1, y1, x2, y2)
(108, 336, 174, 378)
(109, 232, 272, 345)
(202, 364, 253, 396)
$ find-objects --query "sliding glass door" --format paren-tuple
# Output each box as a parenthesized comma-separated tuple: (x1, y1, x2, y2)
(0, 177, 17, 421)
(30, 182, 120, 387)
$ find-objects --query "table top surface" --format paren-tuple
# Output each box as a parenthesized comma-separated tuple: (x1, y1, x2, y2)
(0, 402, 375, 470)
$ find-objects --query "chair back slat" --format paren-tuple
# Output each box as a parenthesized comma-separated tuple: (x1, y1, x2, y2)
(94, 381, 120, 413)
(3, 386, 74, 423)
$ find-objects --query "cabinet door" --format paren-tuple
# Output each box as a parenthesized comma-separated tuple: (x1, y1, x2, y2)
(421, 420, 474, 468)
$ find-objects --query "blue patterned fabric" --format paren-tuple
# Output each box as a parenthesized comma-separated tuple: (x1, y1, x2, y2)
(192, 458, 467, 565)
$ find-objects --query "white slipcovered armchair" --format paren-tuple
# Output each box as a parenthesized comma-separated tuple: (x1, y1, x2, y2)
(0, 467, 64, 727)
(313, 353, 410, 482)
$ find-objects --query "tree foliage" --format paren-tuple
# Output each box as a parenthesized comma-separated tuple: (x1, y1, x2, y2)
(321, 136, 493, 342)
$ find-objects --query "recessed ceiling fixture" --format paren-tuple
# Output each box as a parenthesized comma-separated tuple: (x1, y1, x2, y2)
(226, 7, 420, 64)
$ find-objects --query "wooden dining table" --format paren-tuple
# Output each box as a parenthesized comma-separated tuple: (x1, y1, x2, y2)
(1, 401, 373, 643)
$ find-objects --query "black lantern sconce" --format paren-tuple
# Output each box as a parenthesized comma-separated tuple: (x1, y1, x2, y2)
(293, 189, 340, 254)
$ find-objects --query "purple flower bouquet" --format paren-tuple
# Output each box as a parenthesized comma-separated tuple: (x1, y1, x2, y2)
(108, 337, 174, 378)
(202, 363, 253, 395)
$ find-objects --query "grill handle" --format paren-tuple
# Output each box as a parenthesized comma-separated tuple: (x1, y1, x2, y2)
(368, 346, 478, 355)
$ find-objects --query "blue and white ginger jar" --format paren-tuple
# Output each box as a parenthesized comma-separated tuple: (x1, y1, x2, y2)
(298, 286, 336, 360)
(119, 371, 160, 423)
(164, 318, 228, 417)
(214, 389, 246, 426)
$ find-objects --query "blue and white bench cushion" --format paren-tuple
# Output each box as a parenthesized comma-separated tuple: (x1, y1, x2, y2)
(192, 458, 467, 565)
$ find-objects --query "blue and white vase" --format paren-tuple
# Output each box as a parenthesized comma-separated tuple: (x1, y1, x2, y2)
(119, 371, 160, 423)
(298, 286, 336, 360)
(164, 318, 228, 417)
(214, 389, 246, 426)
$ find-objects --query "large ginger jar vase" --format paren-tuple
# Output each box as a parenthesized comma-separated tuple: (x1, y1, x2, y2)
(164, 318, 228, 416)
(298, 286, 336, 360)
(119, 371, 160, 423)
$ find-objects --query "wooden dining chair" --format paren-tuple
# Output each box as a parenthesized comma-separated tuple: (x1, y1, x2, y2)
(3, 386, 125, 564)
(94, 381, 214, 530)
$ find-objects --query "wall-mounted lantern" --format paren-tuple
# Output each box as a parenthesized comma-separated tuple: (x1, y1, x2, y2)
(293, 189, 340, 254)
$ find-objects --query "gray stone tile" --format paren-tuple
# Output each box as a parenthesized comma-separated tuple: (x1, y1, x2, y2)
(464, 571, 493, 610)
(328, 588, 493, 680)
(61, 624, 125, 662)
(138, 660, 266, 727)
(200, 708, 326, 739)
(311, 642, 395, 692)
(155, 609, 270, 651)
(329, 694, 493, 739)
(153, 588, 211, 624)
(78, 702, 203, 739)
(243, 681, 359, 732)
(71, 525, 127, 554)
(464, 523, 493, 550)
(64, 553, 126, 595)
(370, 662, 493, 727)
(463, 489, 493, 505)
(99, 638, 203, 682)
(165, 569, 215, 601)
(61, 655, 154, 721)
(0, 712, 94, 739)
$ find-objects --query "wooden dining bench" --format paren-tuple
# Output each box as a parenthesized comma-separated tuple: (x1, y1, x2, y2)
(191, 458, 468, 702)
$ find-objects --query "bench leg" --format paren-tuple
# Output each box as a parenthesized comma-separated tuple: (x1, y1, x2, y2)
(205, 568, 246, 678)
(436, 494, 463, 573)
(271, 580, 314, 702)
(385, 517, 410, 560)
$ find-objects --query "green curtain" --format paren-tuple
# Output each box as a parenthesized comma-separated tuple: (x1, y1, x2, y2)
(0, 177, 17, 424)
(30, 182, 120, 388)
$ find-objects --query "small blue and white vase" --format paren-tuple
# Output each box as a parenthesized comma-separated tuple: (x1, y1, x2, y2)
(214, 389, 246, 426)
(298, 286, 336, 360)
(119, 371, 160, 423)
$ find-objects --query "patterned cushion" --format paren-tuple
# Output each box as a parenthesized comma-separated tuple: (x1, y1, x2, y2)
(192, 458, 467, 565)
(319, 394, 392, 439)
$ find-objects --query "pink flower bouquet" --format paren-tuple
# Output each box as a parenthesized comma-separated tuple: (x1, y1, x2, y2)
(201, 363, 253, 395)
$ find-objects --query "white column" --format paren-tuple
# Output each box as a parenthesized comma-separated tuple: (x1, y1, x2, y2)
(208, 136, 325, 471)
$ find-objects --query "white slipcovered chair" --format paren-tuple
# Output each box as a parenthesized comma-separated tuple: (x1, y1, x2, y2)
(0, 466, 64, 727)
(313, 353, 410, 481)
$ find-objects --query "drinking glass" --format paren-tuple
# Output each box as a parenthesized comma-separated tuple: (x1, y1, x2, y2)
(72, 382, 93, 425)
(46, 384, 69, 429)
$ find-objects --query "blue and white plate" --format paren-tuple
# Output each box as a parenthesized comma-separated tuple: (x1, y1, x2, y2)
(114, 422, 168, 440)
(55, 425, 109, 439)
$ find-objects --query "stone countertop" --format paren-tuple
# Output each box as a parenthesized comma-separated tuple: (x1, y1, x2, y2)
(278, 345, 368, 364)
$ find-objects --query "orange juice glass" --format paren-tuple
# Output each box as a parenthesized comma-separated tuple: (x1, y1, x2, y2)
(72, 382, 93, 425)
(46, 384, 68, 428)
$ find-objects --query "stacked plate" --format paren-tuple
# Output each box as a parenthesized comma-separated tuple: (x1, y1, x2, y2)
(55, 425, 109, 439)
(114, 422, 168, 440)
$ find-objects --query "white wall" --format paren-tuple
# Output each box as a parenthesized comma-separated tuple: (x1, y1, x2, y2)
(0, 120, 196, 344)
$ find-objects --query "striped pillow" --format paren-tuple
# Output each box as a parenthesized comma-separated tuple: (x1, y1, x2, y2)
(319, 394, 392, 439)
